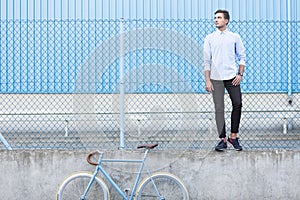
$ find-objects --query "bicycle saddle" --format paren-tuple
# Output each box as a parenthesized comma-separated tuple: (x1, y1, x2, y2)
(137, 143, 158, 149)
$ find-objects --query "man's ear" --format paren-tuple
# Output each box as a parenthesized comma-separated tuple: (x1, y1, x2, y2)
(225, 19, 229, 25)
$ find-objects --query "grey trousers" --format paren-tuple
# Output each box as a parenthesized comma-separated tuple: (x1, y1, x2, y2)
(211, 78, 242, 138)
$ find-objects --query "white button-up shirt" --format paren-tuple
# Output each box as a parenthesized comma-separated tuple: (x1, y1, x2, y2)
(203, 29, 246, 80)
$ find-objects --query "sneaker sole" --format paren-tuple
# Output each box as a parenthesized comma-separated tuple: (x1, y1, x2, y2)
(228, 139, 242, 151)
(215, 147, 226, 151)
(228, 144, 242, 151)
(228, 145, 242, 151)
(234, 148, 243, 151)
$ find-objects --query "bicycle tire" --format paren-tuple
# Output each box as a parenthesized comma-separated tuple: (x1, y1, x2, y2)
(135, 172, 189, 200)
(56, 171, 110, 200)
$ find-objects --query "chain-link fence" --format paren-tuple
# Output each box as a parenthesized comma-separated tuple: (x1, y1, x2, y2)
(0, 19, 299, 150)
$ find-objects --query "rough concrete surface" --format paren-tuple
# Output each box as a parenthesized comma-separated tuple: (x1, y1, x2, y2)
(0, 149, 299, 200)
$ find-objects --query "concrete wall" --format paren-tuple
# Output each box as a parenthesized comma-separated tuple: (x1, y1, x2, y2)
(0, 149, 299, 200)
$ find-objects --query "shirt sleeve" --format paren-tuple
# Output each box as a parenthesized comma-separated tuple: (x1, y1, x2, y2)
(235, 34, 246, 66)
(203, 36, 211, 71)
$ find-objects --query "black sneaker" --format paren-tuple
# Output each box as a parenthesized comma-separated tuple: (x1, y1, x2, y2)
(215, 140, 227, 151)
(228, 137, 243, 151)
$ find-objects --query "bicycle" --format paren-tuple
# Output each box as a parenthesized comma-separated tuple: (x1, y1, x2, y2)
(56, 143, 189, 200)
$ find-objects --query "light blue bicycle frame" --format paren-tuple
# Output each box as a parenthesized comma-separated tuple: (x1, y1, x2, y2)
(81, 148, 160, 200)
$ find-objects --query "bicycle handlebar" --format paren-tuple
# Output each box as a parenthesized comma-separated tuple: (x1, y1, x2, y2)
(86, 143, 158, 166)
(86, 150, 100, 166)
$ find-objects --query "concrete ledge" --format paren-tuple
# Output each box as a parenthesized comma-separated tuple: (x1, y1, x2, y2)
(0, 149, 299, 199)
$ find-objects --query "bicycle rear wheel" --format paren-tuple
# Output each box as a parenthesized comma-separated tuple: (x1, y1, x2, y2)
(56, 171, 110, 200)
(136, 172, 189, 200)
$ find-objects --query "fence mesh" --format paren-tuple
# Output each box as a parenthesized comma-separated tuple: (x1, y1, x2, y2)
(0, 19, 299, 150)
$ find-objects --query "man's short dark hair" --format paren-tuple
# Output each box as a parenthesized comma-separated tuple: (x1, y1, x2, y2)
(214, 10, 230, 25)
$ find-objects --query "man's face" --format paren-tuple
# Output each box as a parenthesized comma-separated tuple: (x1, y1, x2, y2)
(214, 13, 228, 29)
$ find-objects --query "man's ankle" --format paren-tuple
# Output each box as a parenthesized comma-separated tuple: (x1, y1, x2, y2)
(230, 133, 237, 139)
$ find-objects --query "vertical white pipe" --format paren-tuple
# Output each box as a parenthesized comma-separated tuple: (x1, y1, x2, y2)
(283, 117, 287, 134)
(119, 18, 125, 149)
(64, 120, 69, 137)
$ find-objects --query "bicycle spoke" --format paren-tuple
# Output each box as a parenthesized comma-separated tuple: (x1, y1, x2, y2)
(57, 173, 109, 200)
(137, 173, 189, 200)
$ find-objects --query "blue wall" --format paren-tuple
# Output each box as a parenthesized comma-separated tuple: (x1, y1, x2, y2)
(0, 0, 299, 94)
(1, 0, 299, 20)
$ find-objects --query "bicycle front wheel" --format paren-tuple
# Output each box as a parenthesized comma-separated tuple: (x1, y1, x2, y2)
(56, 171, 110, 200)
(136, 172, 189, 200)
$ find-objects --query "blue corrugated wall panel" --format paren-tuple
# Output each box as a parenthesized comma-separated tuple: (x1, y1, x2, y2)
(0, 0, 299, 94)
(1, 0, 299, 20)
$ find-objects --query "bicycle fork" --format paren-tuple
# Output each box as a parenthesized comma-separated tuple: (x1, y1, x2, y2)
(80, 169, 100, 200)
(80, 153, 104, 200)
(142, 149, 166, 200)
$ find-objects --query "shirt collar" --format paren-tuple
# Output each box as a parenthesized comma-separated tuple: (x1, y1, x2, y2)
(216, 29, 229, 35)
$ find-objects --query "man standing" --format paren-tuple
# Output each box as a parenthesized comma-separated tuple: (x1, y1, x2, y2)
(203, 10, 246, 151)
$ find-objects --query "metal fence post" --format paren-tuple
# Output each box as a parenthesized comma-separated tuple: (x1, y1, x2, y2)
(119, 18, 125, 149)
(287, 1, 293, 102)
